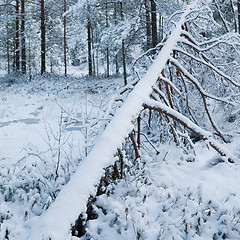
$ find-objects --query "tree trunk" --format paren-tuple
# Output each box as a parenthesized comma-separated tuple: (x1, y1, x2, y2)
(95, 28, 99, 77)
(64, 0, 67, 76)
(230, 0, 237, 32)
(87, 4, 92, 77)
(41, 0, 46, 75)
(143, 0, 151, 49)
(28, 40, 32, 81)
(150, 0, 157, 48)
(120, 1, 127, 86)
(15, 0, 20, 71)
(91, 25, 96, 76)
(6, 3, 10, 74)
(114, 2, 119, 75)
(159, 13, 163, 41)
(7, 39, 10, 74)
(21, 0, 26, 74)
(106, 2, 110, 78)
(238, 0, 240, 33)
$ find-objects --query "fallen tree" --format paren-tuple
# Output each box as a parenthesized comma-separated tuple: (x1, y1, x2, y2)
(27, 0, 239, 239)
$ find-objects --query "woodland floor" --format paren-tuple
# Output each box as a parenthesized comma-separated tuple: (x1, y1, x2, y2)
(1, 71, 240, 239)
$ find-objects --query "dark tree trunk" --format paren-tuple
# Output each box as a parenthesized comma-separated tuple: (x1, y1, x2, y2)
(159, 13, 163, 41)
(28, 40, 32, 81)
(87, 4, 92, 77)
(143, 0, 151, 49)
(238, 0, 240, 33)
(90, 25, 95, 76)
(106, 2, 110, 78)
(120, 1, 127, 86)
(150, 0, 157, 48)
(41, 0, 46, 75)
(7, 39, 10, 74)
(64, 0, 67, 76)
(230, 0, 237, 32)
(6, 4, 10, 74)
(114, 2, 119, 75)
(21, 0, 26, 74)
(15, 0, 20, 71)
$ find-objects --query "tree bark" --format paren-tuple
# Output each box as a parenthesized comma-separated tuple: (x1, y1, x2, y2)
(6, 2, 10, 74)
(114, 2, 119, 75)
(41, 0, 46, 75)
(87, 4, 92, 77)
(21, 0, 26, 74)
(64, 0, 67, 76)
(7, 38, 10, 74)
(120, 1, 127, 85)
(106, 2, 109, 78)
(159, 13, 163, 41)
(15, 0, 20, 71)
(91, 25, 95, 76)
(143, 0, 151, 49)
(238, 0, 240, 33)
(150, 0, 157, 48)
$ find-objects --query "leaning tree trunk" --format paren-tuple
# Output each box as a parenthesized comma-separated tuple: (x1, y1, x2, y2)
(27, 2, 236, 239)
(41, 0, 46, 75)
(15, 0, 20, 71)
(21, 0, 26, 74)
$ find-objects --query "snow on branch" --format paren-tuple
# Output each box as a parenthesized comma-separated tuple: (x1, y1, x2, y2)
(170, 57, 236, 105)
(173, 46, 240, 88)
(26, 1, 200, 239)
(170, 57, 229, 142)
(143, 99, 234, 163)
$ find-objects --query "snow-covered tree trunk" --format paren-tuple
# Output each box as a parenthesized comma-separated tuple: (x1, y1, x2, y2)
(27, 2, 207, 239)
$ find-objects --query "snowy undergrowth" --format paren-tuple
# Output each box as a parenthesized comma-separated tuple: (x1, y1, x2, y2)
(81, 140, 240, 240)
(1, 74, 240, 239)
(0, 74, 123, 239)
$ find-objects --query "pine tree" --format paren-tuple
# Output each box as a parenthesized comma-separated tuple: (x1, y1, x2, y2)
(41, 0, 46, 75)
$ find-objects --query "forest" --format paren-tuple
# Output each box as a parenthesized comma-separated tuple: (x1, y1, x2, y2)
(0, 0, 240, 239)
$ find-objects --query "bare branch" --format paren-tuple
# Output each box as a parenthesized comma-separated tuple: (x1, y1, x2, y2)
(170, 57, 237, 104)
(143, 99, 234, 163)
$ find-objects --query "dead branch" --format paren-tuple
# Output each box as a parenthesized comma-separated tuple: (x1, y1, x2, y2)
(179, 71, 199, 125)
(143, 99, 234, 163)
(170, 57, 227, 142)
(129, 132, 140, 159)
(172, 47, 240, 88)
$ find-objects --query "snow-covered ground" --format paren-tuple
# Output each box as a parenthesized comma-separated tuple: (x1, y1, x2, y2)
(1, 72, 240, 239)
(0, 73, 123, 239)
(0, 74, 120, 165)
(81, 140, 240, 240)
